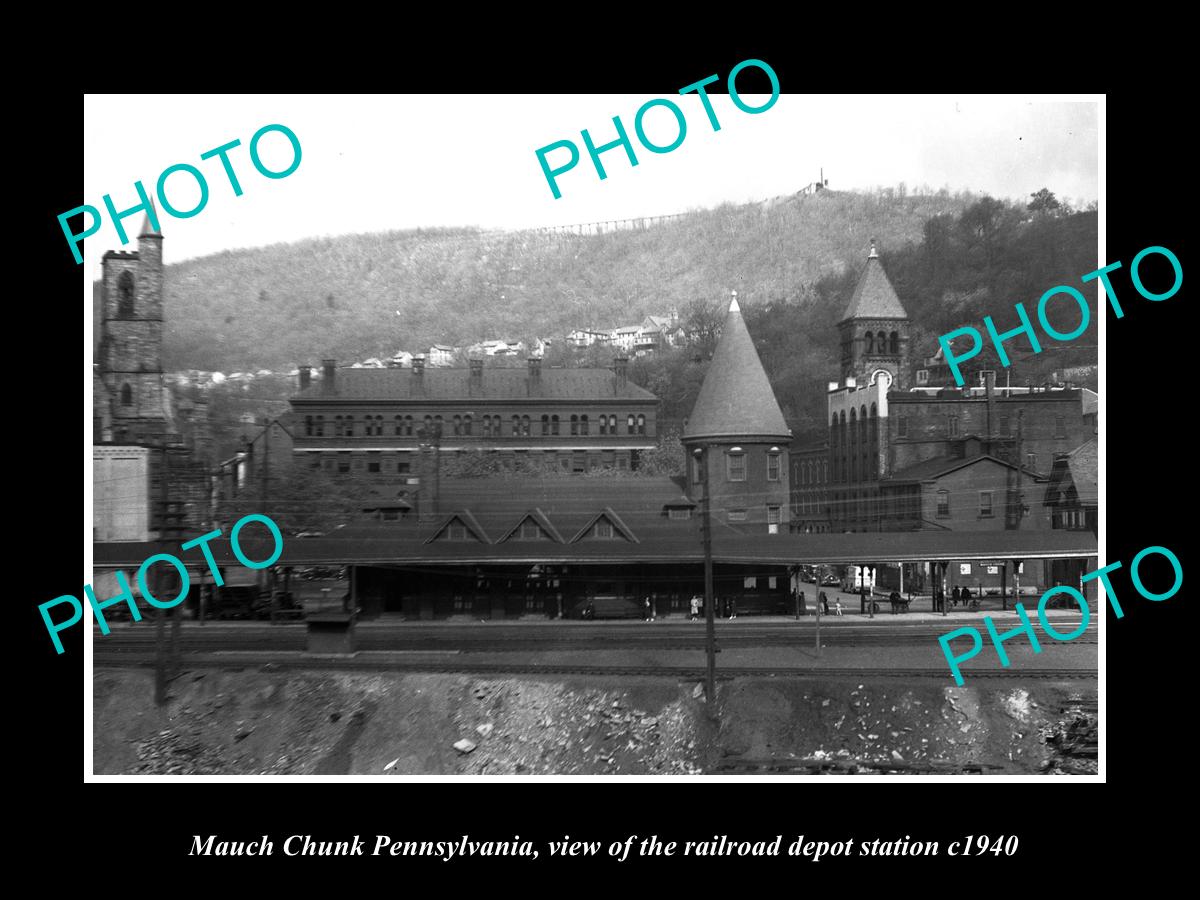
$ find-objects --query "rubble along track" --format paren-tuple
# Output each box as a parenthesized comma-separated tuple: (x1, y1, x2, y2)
(713, 756, 1008, 775)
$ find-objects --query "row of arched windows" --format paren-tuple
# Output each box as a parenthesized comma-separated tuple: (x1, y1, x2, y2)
(829, 402, 879, 487)
(303, 412, 648, 439)
(864, 331, 900, 355)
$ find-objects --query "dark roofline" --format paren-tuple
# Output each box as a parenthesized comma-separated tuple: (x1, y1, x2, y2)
(570, 508, 640, 544)
(424, 510, 491, 544)
(93, 530, 1097, 569)
(497, 508, 567, 544)
(886, 453, 1045, 484)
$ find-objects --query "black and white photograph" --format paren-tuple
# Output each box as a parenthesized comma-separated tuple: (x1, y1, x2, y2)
(82, 91, 1104, 780)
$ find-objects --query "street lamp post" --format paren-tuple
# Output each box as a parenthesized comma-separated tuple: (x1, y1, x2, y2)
(693, 446, 717, 706)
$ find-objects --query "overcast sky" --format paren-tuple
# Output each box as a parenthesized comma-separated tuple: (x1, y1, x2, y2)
(82, 94, 1100, 276)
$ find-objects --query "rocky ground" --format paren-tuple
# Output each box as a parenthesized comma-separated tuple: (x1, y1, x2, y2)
(93, 668, 1096, 776)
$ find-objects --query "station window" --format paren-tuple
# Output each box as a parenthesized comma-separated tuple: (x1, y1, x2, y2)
(767, 505, 782, 525)
(728, 509, 747, 522)
(936, 490, 950, 517)
(897, 416, 908, 438)
(979, 490, 993, 517)
(367, 452, 381, 473)
(767, 453, 781, 482)
(726, 452, 746, 482)
(668, 508, 691, 521)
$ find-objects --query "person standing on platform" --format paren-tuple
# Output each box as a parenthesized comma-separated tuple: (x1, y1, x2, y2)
(690, 595, 700, 622)
(952, 585, 961, 608)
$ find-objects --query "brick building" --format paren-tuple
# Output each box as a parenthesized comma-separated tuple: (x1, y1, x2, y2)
(682, 295, 791, 532)
(789, 442, 830, 533)
(289, 356, 658, 479)
(812, 243, 1098, 534)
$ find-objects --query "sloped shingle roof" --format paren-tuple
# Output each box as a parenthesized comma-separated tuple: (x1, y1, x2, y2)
(292, 367, 656, 402)
(840, 254, 909, 322)
(683, 298, 790, 442)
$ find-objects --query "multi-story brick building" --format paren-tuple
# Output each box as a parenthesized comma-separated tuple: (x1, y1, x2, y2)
(289, 356, 659, 478)
(683, 295, 791, 532)
(812, 243, 1099, 534)
(789, 442, 830, 533)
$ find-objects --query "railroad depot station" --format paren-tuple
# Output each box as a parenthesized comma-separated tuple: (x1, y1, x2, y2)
(93, 263, 1098, 621)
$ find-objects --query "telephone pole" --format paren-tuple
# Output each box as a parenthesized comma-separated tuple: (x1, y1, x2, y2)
(693, 446, 717, 706)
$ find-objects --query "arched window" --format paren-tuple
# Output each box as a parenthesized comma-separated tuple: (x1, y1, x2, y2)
(849, 408, 858, 482)
(551, 414, 560, 436)
(120, 383, 133, 406)
(346, 415, 355, 437)
(117, 271, 135, 318)
(570, 415, 579, 436)
(395, 415, 403, 436)
(889, 331, 899, 354)
(637, 414, 646, 435)
(865, 332, 874, 354)
(424, 415, 433, 433)
(463, 414, 472, 436)
(580, 414, 589, 436)
(315, 415, 324, 437)
(404, 415, 413, 436)
(375, 416, 384, 436)
(541, 414, 550, 435)
(482, 415, 492, 437)
(305, 415, 313, 436)
(627, 414, 636, 434)
(512, 415, 520, 436)
(599, 416, 608, 436)
(608, 414, 617, 433)
(335, 415, 344, 436)
(877, 331, 887, 355)
(453, 415, 462, 436)
(521, 415, 530, 436)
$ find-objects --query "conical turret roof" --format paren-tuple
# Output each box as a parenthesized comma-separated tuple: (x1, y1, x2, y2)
(683, 295, 791, 443)
(839, 243, 907, 322)
(139, 200, 162, 238)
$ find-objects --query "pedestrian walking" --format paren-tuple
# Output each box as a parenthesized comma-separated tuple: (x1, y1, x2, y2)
(689, 595, 700, 621)
(952, 585, 961, 608)
(729, 597, 737, 619)
(820, 591, 830, 615)
(833, 598, 843, 617)
(722, 597, 731, 619)
(642, 597, 651, 622)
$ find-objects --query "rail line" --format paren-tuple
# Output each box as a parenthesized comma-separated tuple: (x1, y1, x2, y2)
(92, 631, 1097, 653)
(92, 654, 1099, 680)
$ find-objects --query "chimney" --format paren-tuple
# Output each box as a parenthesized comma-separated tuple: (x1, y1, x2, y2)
(527, 356, 541, 380)
(984, 370, 997, 438)
(613, 356, 628, 391)
(322, 359, 336, 391)
(827, 381, 840, 393)
(299, 365, 312, 391)
(413, 355, 426, 376)
(469, 357, 483, 390)
(845, 376, 857, 389)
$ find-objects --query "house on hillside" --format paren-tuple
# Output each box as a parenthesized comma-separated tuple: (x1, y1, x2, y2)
(610, 326, 641, 354)
(428, 345, 458, 366)
(567, 329, 611, 348)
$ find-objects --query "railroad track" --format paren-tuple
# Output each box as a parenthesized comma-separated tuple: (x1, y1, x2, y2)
(713, 756, 1007, 775)
(92, 633, 1097, 652)
(92, 654, 1099, 680)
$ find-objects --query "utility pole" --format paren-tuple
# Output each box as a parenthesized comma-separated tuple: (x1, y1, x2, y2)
(155, 442, 169, 706)
(694, 446, 717, 706)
